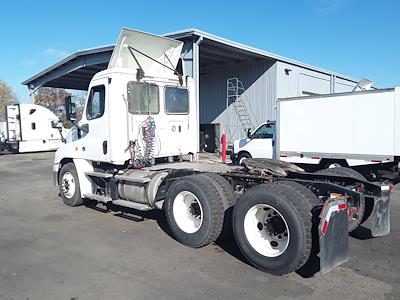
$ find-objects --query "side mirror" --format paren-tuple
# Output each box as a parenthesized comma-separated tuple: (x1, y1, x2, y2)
(247, 128, 252, 138)
(51, 120, 63, 129)
(65, 96, 76, 121)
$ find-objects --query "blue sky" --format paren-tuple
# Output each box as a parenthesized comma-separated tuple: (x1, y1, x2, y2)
(1, 0, 399, 102)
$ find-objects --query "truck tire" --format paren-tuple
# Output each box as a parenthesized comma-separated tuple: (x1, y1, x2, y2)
(274, 181, 321, 208)
(321, 159, 348, 169)
(232, 184, 312, 275)
(237, 152, 251, 166)
(59, 162, 83, 207)
(200, 173, 237, 208)
(315, 167, 366, 232)
(199, 173, 237, 238)
(165, 175, 225, 248)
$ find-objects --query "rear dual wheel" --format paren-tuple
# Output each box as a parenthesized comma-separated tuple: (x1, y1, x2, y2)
(315, 167, 366, 232)
(233, 183, 314, 275)
(165, 175, 226, 248)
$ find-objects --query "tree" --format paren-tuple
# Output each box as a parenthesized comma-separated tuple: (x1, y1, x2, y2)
(34, 87, 70, 119)
(34, 87, 86, 127)
(73, 90, 87, 121)
(0, 80, 18, 121)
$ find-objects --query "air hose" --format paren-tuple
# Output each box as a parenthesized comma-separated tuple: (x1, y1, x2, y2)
(133, 116, 156, 168)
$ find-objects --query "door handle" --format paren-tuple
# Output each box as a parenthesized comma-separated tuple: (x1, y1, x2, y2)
(103, 141, 108, 154)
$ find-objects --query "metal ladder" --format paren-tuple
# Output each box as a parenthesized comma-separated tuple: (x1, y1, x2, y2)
(226, 78, 257, 140)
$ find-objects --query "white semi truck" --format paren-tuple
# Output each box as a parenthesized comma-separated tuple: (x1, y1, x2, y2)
(52, 28, 394, 275)
(231, 88, 400, 180)
(0, 103, 65, 153)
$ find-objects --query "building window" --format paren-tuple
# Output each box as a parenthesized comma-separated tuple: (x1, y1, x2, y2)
(86, 85, 105, 120)
(165, 87, 189, 114)
(31, 123, 36, 130)
(127, 82, 159, 114)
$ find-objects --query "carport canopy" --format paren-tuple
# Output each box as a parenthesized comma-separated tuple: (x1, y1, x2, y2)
(22, 29, 276, 92)
(22, 46, 114, 91)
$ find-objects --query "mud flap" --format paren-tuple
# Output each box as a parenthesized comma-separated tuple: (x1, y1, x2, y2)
(371, 186, 391, 237)
(319, 199, 349, 274)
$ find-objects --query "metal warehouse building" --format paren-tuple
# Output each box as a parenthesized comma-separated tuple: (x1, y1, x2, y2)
(23, 28, 360, 150)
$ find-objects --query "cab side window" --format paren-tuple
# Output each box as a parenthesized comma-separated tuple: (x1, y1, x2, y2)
(253, 124, 274, 139)
(165, 87, 189, 114)
(127, 82, 159, 114)
(86, 85, 105, 120)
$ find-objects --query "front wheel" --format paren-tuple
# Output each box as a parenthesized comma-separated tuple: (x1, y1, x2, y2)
(59, 162, 83, 207)
(233, 184, 312, 275)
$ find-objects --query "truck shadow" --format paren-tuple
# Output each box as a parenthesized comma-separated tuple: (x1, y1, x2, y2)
(349, 226, 374, 240)
(295, 209, 322, 278)
(84, 200, 324, 277)
(84, 200, 252, 266)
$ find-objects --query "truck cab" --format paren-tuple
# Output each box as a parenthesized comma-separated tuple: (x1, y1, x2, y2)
(53, 28, 198, 196)
(231, 121, 276, 164)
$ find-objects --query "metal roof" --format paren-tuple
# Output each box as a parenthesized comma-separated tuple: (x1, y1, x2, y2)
(22, 45, 114, 91)
(166, 28, 358, 82)
(22, 28, 359, 91)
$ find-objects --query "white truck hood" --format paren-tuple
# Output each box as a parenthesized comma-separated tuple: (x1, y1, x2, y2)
(108, 28, 183, 78)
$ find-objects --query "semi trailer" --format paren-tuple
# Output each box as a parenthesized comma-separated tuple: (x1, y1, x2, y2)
(231, 88, 400, 180)
(0, 103, 65, 153)
(52, 28, 394, 275)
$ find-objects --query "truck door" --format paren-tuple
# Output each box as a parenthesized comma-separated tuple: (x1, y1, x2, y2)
(79, 79, 110, 162)
(248, 123, 275, 159)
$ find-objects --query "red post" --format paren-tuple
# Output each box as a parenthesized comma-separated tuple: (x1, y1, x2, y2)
(221, 133, 227, 164)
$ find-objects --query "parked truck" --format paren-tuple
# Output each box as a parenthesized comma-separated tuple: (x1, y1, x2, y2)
(0, 103, 65, 153)
(52, 28, 394, 276)
(231, 88, 400, 180)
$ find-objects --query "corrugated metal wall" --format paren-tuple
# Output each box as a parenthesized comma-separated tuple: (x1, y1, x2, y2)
(335, 77, 357, 92)
(276, 61, 357, 98)
(199, 60, 276, 143)
(198, 60, 358, 145)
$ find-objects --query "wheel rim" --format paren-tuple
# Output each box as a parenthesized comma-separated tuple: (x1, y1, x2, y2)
(173, 191, 203, 234)
(244, 204, 290, 257)
(239, 156, 249, 165)
(328, 163, 342, 168)
(61, 172, 76, 199)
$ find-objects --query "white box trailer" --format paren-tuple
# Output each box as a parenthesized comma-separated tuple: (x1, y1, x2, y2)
(232, 88, 400, 179)
(277, 88, 400, 168)
(0, 103, 66, 153)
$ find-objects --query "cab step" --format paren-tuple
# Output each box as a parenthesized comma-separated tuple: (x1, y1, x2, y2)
(83, 193, 152, 211)
(85, 171, 114, 178)
(112, 199, 152, 211)
(83, 193, 112, 203)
